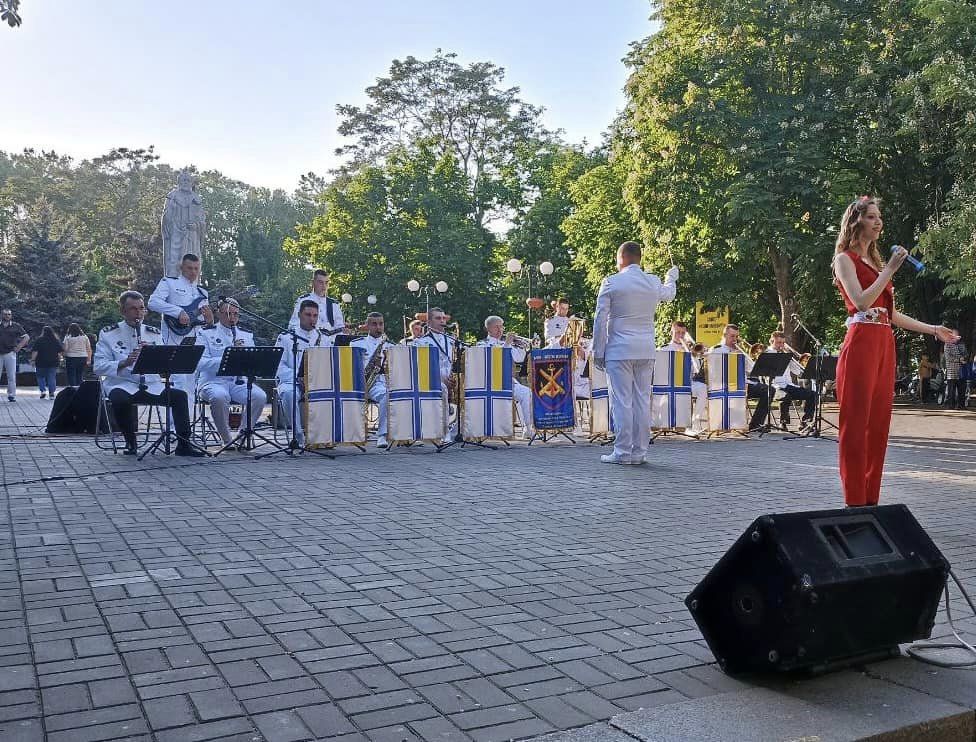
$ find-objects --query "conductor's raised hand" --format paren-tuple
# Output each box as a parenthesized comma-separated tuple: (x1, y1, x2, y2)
(666, 265, 679, 283)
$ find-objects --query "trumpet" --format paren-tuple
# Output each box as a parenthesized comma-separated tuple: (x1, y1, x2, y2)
(678, 330, 707, 358)
(506, 332, 535, 350)
(737, 340, 767, 360)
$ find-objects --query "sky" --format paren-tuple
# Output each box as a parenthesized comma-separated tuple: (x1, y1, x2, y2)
(0, 0, 655, 191)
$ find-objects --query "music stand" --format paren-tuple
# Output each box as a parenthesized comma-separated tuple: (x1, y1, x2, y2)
(132, 344, 207, 459)
(748, 353, 792, 437)
(785, 355, 839, 442)
(212, 346, 283, 456)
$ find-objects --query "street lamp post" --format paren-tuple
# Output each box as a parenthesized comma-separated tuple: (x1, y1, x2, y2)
(406, 279, 449, 319)
(506, 259, 554, 337)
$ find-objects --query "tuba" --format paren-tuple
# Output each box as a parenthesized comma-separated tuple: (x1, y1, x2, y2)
(560, 316, 586, 349)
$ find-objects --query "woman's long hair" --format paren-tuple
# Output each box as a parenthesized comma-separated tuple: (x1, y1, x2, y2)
(834, 196, 883, 270)
(67, 323, 83, 337)
(40, 325, 60, 342)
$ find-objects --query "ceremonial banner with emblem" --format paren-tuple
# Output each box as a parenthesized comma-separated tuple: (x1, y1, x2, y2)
(706, 351, 747, 431)
(304, 346, 367, 448)
(652, 350, 693, 429)
(462, 345, 514, 440)
(530, 348, 575, 431)
(588, 360, 612, 436)
(386, 345, 447, 443)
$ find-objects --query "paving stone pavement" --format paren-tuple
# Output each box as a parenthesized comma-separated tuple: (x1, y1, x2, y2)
(2, 389, 975, 741)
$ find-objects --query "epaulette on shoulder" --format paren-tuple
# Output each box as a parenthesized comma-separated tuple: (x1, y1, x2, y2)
(102, 324, 117, 333)
(145, 325, 161, 335)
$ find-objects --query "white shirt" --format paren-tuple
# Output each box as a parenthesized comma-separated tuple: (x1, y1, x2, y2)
(196, 323, 255, 386)
(350, 334, 393, 386)
(544, 316, 570, 347)
(477, 335, 527, 367)
(711, 343, 756, 375)
(93, 321, 165, 395)
(148, 275, 209, 345)
(288, 293, 344, 332)
(275, 326, 331, 386)
(414, 331, 457, 382)
(591, 264, 677, 361)
(764, 349, 805, 389)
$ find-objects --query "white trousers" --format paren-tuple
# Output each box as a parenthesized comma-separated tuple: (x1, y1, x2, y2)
(367, 379, 388, 437)
(513, 380, 533, 433)
(278, 384, 304, 444)
(1, 351, 16, 398)
(606, 359, 654, 460)
(199, 381, 267, 444)
(691, 380, 708, 428)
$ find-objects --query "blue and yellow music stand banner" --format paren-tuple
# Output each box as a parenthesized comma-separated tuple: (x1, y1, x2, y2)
(305, 346, 367, 447)
(463, 345, 514, 440)
(386, 345, 448, 443)
(652, 350, 693, 429)
(706, 351, 748, 432)
(530, 348, 575, 431)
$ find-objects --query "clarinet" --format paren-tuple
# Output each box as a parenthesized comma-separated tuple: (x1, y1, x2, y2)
(134, 322, 147, 391)
(231, 325, 244, 384)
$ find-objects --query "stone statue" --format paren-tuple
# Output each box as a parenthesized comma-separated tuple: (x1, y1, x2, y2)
(161, 170, 206, 277)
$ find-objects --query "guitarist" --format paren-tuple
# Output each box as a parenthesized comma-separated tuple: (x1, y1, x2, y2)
(288, 269, 345, 334)
(148, 253, 213, 417)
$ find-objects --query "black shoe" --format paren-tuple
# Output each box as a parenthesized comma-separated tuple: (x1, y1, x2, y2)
(39, 393, 46, 399)
(779, 418, 790, 430)
(175, 446, 206, 458)
(122, 445, 138, 455)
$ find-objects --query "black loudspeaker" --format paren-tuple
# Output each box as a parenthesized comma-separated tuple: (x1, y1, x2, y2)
(686, 504, 948, 675)
(46, 380, 106, 434)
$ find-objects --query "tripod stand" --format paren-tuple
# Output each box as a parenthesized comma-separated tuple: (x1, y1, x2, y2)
(132, 344, 208, 460)
(784, 313, 838, 443)
(212, 346, 283, 456)
(748, 352, 792, 438)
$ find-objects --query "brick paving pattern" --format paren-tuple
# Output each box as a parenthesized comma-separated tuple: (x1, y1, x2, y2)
(2, 390, 975, 741)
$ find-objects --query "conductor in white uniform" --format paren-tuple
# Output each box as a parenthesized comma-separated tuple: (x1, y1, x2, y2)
(591, 242, 678, 464)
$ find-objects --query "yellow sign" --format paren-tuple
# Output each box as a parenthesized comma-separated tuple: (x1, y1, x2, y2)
(696, 302, 730, 347)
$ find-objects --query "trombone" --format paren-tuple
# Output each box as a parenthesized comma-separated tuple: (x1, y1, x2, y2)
(677, 330, 707, 358)
(783, 341, 811, 367)
(737, 340, 767, 360)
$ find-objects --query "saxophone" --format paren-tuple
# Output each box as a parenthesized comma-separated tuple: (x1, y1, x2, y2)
(363, 334, 388, 390)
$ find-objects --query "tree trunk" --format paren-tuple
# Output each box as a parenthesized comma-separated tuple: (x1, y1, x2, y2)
(769, 245, 802, 350)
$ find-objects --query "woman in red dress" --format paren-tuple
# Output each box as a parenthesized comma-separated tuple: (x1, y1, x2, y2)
(833, 197, 959, 506)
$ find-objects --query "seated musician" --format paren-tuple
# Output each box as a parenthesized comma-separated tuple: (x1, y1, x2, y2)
(661, 321, 707, 432)
(478, 316, 535, 440)
(711, 324, 771, 432)
(767, 331, 817, 429)
(350, 312, 394, 448)
(544, 297, 571, 348)
(196, 299, 267, 447)
(288, 268, 345, 334)
(93, 291, 202, 456)
(413, 307, 459, 443)
(275, 300, 331, 447)
(401, 319, 425, 345)
(573, 337, 591, 400)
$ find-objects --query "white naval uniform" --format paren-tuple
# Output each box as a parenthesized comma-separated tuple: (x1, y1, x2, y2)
(414, 330, 459, 440)
(767, 350, 805, 391)
(350, 334, 393, 438)
(148, 275, 209, 417)
(478, 336, 534, 436)
(544, 315, 570, 348)
(288, 293, 344, 333)
(591, 264, 678, 462)
(196, 323, 267, 444)
(662, 341, 707, 429)
(93, 321, 165, 395)
(275, 326, 331, 445)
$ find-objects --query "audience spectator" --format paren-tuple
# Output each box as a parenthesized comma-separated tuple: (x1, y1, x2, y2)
(31, 326, 63, 399)
(917, 353, 937, 402)
(0, 308, 30, 402)
(63, 323, 92, 386)
(944, 339, 969, 410)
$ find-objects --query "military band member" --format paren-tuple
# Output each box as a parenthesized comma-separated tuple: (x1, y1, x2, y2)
(276, 300, 331, 447)
(767, 331, 817, 429)
(401, 319, 425, 344)
(414, 307, 459, 443)
(478, 316, 535, 440)
(196, 300, 267, 447)
(148, 253, 212, 417)
(350, 312, 394, 448)
(544, 298, 571, 348)
(711, 324, 771, 432)
(93, 291, 202, 456)
(662, 321, 707, 432)
(289, 269, 344, 333)
(573, 338, 591, 400)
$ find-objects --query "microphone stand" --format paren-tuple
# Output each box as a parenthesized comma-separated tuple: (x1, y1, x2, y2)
(785, 313, 838, 442)
(228, 302, 334, 460)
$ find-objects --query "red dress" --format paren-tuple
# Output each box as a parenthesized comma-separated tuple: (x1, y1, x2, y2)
(835, 250, 896, 506)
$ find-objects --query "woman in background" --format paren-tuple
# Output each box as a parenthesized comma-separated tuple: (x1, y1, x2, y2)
(31, 326, 63, 399)
(63, 323, 92, 386)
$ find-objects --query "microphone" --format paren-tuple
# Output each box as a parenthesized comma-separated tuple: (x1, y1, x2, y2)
(892, 245, 925, 273)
